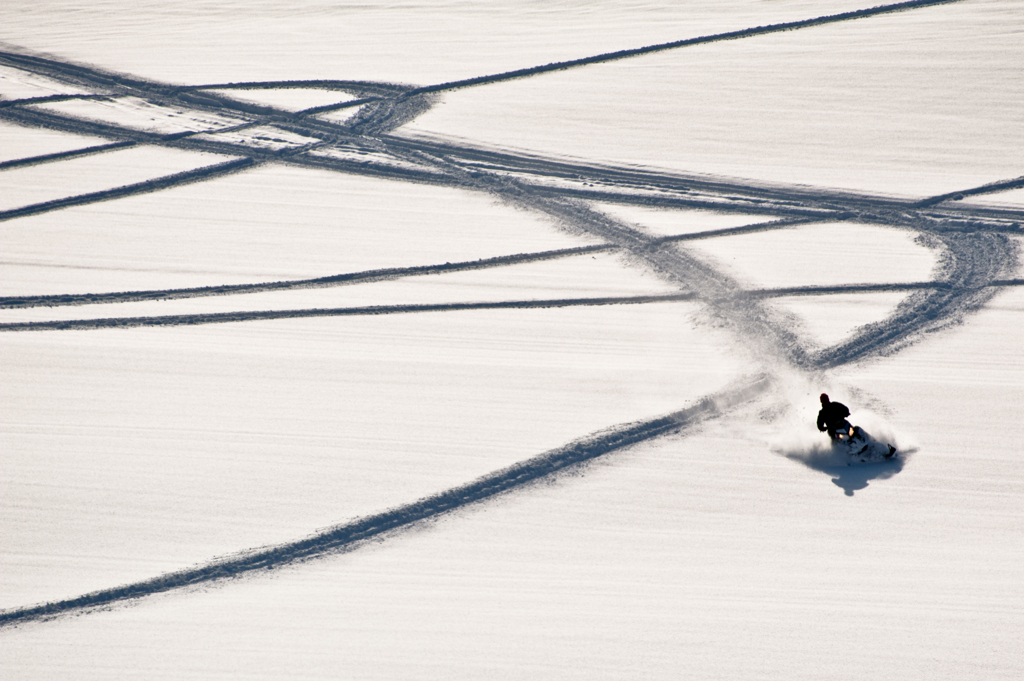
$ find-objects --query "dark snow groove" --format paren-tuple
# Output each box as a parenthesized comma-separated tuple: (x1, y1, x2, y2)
(914, 174, 1024, 208)
(0, 244, 616, 309)
(404, 0, 964, 96)
(0, 217, 814, 311)
(0, 157, 259, 222)
(0, 93, 116, 109)
(9, 278, 1023, 330)
(0, 141, 136, 171)
(651, 217, 830, 243)
(812, 230, 1019, 368)
(0, 294, 702, 332)
(0, 375, 770, 628)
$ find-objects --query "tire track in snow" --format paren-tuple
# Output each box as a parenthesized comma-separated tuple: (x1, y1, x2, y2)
(0, 218, 808, 311)
(914, 174, 1024, 209)
(0, 93, 115, 109)
(0, 244, 615, 309)
(0, 157, 259, 222)
(0, 49, 430, 144)
(651, 217, 830, 243)
(813, 230, 1020, 368)
(9, 279, 1024, 332)
(183, 79, 405, 97)
(0, 141, 136, 171)
(0, 375, 770, 628)
(0, 294, 702, 332)
(403, 0, 964, 96)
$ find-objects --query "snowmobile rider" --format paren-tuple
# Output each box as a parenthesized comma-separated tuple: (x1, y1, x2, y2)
(817, 393, 852, 440)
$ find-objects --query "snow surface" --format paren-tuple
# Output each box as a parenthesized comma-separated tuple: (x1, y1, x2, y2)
(2, 1, 1023, 679)
(204, 88, 359, 114)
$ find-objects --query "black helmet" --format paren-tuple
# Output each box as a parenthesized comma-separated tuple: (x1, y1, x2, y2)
(820, 393, 829, 404)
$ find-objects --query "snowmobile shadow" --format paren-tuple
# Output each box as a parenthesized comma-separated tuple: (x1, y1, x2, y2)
(779, 444, 914, 496)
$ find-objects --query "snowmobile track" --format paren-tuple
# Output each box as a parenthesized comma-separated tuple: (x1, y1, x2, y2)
(0, 377, 769, 628)
(0, 140, 136, 171)
(403, 0, 964, 96)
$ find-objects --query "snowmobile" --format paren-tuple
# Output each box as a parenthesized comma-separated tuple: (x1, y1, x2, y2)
(830, 421, 897, 463)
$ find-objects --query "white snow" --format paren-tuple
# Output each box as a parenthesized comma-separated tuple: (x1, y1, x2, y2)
(1, 1, 1022, 679)
(679, 222, 938, 290)
(0, 120, 104, 163)
(204, 88, 359, 113)
(769, 291, 911, 348)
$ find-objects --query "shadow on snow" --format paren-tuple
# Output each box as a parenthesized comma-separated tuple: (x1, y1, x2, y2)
(779, 443, 914, 496)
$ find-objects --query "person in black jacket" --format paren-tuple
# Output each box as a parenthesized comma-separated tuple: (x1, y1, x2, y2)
(817, 393, 852, 440)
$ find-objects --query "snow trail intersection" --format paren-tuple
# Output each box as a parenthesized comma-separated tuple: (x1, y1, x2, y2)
(2, 1, 1023, 676)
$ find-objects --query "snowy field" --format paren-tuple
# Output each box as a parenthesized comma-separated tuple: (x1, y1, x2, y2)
(2, 1, 1023, 678)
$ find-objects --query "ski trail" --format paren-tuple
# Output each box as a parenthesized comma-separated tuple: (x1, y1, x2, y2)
(0, 375, 770, 628)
